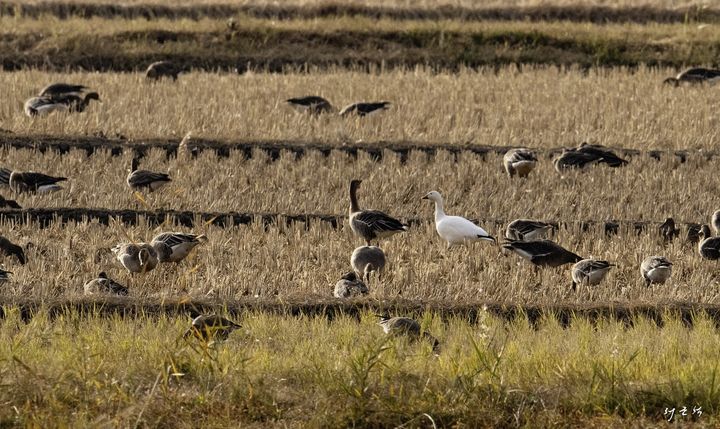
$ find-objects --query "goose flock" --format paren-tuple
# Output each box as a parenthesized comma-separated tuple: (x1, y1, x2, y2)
(5, 64, 720, 343)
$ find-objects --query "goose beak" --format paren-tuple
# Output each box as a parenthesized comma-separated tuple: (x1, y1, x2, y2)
(421, 195, 429, 200)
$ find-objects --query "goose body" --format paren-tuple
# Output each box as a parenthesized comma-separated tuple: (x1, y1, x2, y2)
(0, 194, 21, 209)
(659, 217, 680, 243)
(571, 259, 614, 290)
(640, 255, 672, 286)
(0, 268, 10, 284)
(503, 148, 537, 178)
(184, 315, 241, 341)
(9, 171, 67, 194)
(350, 246, 386, 281)
(334, 272, 369, 298)
(348, 180, 408, 245)
(0, 236, 25, 265)
(39, 83, 87, 98)
(377, 315, 439, 351)
(24, 92, 99, 117)
(712, 210, 720, 235)
(286, 96, 333, 114)
(146, 61, 181, 80)
(83, 272, 128, 296)
(575, 143, 629, 167)
(664, 68, 720, 86)
(502, 239, 582, 267)
(0, 167, 10, 185)
(422, 191, 495, 248)
(698, 225, 720, 260)
(112, 243, 158, 274)
(151, 232, 206, 263)
(505, 219, 553, 241)
(339, 101, 390, 117)
(127, 158, 172, 192)
(554, 143, 628, 172)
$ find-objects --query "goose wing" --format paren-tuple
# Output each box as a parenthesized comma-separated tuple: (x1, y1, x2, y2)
(13, 172, 67, 188)
(554, 150, 599, 171)
(340, 102, 390, 116)
(287, 96, 330, 107)
(128, 170, 171, 187)
(353, 210, 407, 233)
(576, 143, 629, 167)
(39, 83, 87, 97)
(0, 195, 21, 209)
(576, 259, 612, 274)
(0, 168, 11, 185)
(504, 148, 537, 163)
(506, 219, 551, 240)
(152, 232, 202, 248)
(681, 68, 720, 80)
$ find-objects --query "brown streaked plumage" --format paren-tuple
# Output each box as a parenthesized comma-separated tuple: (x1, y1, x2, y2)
(9, 171, 67, 194)
(698, 225, 720, 260)
(503, 148, 537, 178)
(377, 315, 439, 351)
(126, 158, 172, 192)
(502, 239, 582, 268)
(505, 219, 553, 241)
(571, 259, 614, 291)
(659, 217, 680, 243)
(640, 256, 672, 286)
(333, 272, 369, 298)
(349, 180, 408, 246)
(146, 61, 182, 80)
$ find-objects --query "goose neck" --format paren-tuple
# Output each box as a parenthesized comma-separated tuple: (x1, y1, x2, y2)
(349, 183, 360, 213)
(433, 199, 446, 220)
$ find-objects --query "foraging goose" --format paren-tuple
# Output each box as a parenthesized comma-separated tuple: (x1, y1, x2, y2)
(0, 194, 21, 209)
(339, 101, 390, 117)
(640, 255, 673, 286)
(184, 314, 241, 341)
(9, 171, 67, 194)
(554, 143, 628, 172)
(286, 96, 333, 114)
(24, 93, 99, 117)
(663, 68, 720, 86)
(146, 61, 182, 80)
(151, 232, 207, 263)
(503, 148, 538, 178)
(351, 245, 386, 282)
(712, 210, 720, 235)
(505, 219, 553, 241)
(571, 259, 614, 291)
(334, 272, 369, 298)
(659, 217, 680, 243)
(686, 223, 703, 245)
(502, 239, 582, 267)
(377, 315, 439, 351)
(0, 236, 26, 265)
(575, 143, 629, 167)
(38, 83, 87, 98)
(0, 268, 10, 284)
(111, 243, 158, 274)
(698, 224, 720, 260)
(348, 180, 408, 246)
(83, 272, 129, 296)
(126, 158, 172, 192)
(0, 167, 10, 185)
(422, 191, 495, 248)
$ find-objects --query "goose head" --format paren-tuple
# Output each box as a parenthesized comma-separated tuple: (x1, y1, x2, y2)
(422, 191, 443, 203)
(98, 271, 108, 279)
(350, 179, 362, 192)
(85, 92, 101, 103)
(700, 224, 712, 240)
(340, 271, 358, 282)
(138, 247, 152, 266)
(663, 77, 680, 87)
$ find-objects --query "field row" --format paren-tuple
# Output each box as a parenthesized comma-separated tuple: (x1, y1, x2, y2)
(3, 68, 719, 150)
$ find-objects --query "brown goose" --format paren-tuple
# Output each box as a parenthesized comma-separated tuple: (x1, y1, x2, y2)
(151, 232, 207, 263)
(698, 225, 720, 260)
(339, 101, 390, 117)
(0, 235, 26, 265)
(38, 83, 87, 98)
(502, 239, 582, 267)
(686, 223, 703, 245)
(553, 143, 628, 172)
(571, 259, 614, 291)
(350, 245, 386, 282)
(9, 171, 67, 194)
(377, 315, 439, 351)
(663, 68, 720, 86)
(286, 96, 333, 114)
(659, 217, 680, 243)
(146, 61, 182, 80)
(126, 158, 172, 192)
(24, 92, 100, 117)
(83, 272, 129, 296)
(111, 243, 158, 274)
(184, 315, 241, 341)
(333, 272, 369, 298)
(505, 219, 553, 241)
(503, 148, 537, 178)
(348, 180, 408, 246)
(640, 256, 673, 286)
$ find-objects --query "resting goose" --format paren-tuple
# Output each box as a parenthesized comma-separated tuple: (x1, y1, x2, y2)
(377, 315, 439, 351)
(422, 191, 495, 248)
(503, 148, 538, 178)
(9, 171, 67, 194)
(146, 61, 182, 80)
(126, 158, 172, 192)
(184, 314, 241, 341)
(0, 236, 26, 265)
(659, 217, 680, 243)
(663, 68, 720, 86)
(339, 101, 390, 117)
(0, 268, 10, 284)
(502, 239, 582, 267)
(286, 96, 334, 114)
(83, 272, 128, 296)
(505, 219, 553, 241)
(348, 180, 408, 246)
(151, 232, 207, 263)
(571, 259, 614, 291)
(333, 272, 369, 298)
(712, 210, 720, 235)
(39, 83, 87, 98)
(350, 245, 386, 282)
(0, 167, 10, 185)
(640, 256, 672, 286)
(0, 194, 21, 209)
(112, 243, 158, 274)
(698, 225, 720, 260)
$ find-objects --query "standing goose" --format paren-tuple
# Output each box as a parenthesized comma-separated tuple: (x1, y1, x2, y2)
(348, 180, 408, 246)
(112, 243, 158, 274)
(712, 210, 720, 235)
(0, 167, 11, 185)
(350, 245, 386, 282)
(659, 217, 680, 243)
(286, 96, 334, 114)
(333, 272, 369, 298)
(39, 83, 87, 98)
(83, 272, 129, 296)
(9, 171, 67, 194)
(698, 224, 720, 260)
(505, 219, 554, 241)
(640, 256, 673, 286)
(571, 259, 614, 291)
(0, 236, 26, 265)
(663, 68, 720, 86)
(184, 315, 241, 341)
(503, 148, 538, 178)
(126, 158, 172, 192)
(146, 61, 182, 80)
(377, 315, 439, 351)
(339, 101, 390, 117)
(502, 239, 582, 268)
(422, 191, 495, 248)
(0, 194, 21, 209)
(0, 268, 10, 284)
(151, 232, 207, 263)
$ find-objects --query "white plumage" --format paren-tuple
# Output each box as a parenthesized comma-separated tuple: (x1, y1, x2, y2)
(422, 191, 495, 247)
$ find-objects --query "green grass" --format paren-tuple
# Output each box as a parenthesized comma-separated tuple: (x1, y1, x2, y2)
(0, 308, 718, 427)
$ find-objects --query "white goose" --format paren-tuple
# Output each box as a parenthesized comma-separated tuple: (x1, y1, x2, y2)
(422, 191, 495, 247)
